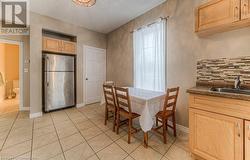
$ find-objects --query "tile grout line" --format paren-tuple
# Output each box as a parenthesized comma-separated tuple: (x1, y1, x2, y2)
(1, 106, 184, 160)
(81, 105, 179, 159)
(80, 107, 144, 157)
(70, 108, 135, 159)
(64, 110, 102, 160)
(1, 112, 34, 159)
(0, 112, 19, 151)
(78, 114, 118, 159)
(78, 108, 141, 159)
(63, 106, 178, 160)
(96, 109, 176, 159)
(50, 113, 67, 160)
(30, 118, 35, 160)
(160, 138, 177, 160)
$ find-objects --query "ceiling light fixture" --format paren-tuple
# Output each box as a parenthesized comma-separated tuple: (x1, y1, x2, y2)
(73, 0, 96, 7)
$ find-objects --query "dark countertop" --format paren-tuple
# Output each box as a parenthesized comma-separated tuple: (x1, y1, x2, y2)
(187, 86, 250, 101)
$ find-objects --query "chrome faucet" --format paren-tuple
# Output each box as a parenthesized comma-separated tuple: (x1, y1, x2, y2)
(234, 76, 241, 89)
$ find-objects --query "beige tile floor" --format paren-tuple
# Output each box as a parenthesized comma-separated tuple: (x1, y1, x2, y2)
(0, 103, 192, 160)
(0, 98, 19, 114)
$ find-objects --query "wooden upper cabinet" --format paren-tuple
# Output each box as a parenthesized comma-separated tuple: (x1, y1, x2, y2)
(42, 37, 76, 55)
(189, 108, 244, 160)
(43, 37, 61, 53)
(61, 41, 76, 54)
(246, 121, 250, 160)
(241, 0, 250, 19)
(196, 0, 240, 32)
(194, 0, 250, 36)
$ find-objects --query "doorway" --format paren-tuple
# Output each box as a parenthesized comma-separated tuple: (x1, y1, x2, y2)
(0, 40, 23, 114)
(84, 45, 106, 105)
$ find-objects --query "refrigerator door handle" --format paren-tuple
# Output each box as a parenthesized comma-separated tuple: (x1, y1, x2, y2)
(45, 56, 50, 86)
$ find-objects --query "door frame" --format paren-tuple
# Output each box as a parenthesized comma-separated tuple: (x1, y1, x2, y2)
(83, 45, 106, 106)
(0, 39, 25, 111)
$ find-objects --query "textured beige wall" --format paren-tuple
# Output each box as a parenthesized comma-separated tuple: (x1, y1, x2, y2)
(30, 12, 107, 114)
(107, 0, 250, 127)
(0, 35, 30, 107)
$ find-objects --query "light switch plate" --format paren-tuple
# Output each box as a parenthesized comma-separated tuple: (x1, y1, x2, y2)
(24, 68, 29, 73)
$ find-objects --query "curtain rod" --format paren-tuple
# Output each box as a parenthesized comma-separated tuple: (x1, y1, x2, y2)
(130, 16, 169, 34)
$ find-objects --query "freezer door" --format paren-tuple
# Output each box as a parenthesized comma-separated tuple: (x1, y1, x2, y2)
(44, 72, 75, 112)
(44, 54, 74, 72)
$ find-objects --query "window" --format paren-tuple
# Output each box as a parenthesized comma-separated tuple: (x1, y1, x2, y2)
(133, 20, 166, 92)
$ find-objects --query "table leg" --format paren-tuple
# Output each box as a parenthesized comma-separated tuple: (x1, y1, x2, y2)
(144, 132, 148, 148)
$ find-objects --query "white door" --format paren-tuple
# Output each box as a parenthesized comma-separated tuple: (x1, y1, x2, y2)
(84, 46, 106, 105)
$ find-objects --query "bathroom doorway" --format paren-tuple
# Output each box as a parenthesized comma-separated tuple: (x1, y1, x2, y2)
(0, 40, 24, 114)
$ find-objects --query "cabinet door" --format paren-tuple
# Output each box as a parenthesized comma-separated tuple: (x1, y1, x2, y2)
(246, 121, 250, 160)
(189, 108, 243, 160)
(195, 0, 241, 32)
(43, 37, 61, 53)
(61, 41, 76, 54)
(241, 0, 250, 20)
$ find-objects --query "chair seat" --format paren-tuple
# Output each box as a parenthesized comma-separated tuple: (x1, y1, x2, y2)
(156, 110, 174, 119)
(119, 108, 140, 119)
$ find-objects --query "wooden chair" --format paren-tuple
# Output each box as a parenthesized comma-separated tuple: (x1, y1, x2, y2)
(103, 84, 117, 132)
(154, 87, 180, 144)
(104, 81, 115, 86)
(114, 87, 140, 144)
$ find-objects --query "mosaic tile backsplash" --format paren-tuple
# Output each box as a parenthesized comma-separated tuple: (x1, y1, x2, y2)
(197, 56, 250, 85)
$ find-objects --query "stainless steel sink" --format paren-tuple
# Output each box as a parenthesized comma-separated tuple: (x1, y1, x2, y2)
(210, 87, 250, 95)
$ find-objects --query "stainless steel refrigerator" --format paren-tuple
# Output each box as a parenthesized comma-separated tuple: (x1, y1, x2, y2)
(42, 53, 76, 112)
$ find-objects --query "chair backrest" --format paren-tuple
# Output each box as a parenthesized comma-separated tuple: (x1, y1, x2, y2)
(103, 84, 116, 107)
(163, 87, 180, 113)
(114, 87, 132, 114)
(104, 81, 115, 86)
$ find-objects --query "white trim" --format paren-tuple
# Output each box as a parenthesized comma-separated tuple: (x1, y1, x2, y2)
(76, 103, 85, 108)
(20, 107, 30, 111)
(176, 123, 189, 134)
(30, 112, 43, 119)
(83, 45, 106, 105)
(84, 45, 106, 53)
(168, 120, 189, 134)
(0, 39, 25, 111)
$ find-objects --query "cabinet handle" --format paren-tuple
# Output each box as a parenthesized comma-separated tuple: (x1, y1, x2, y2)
(244, 3, 248, 17)
(242, 3, 247, 18)
(234, 6, 239, 20)
(236, 123, 241, 137)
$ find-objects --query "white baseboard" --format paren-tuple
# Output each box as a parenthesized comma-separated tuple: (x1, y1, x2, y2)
(76, 103, 85, 108)
(168, 120, 189, 134)
(176, 123, 189, 134)
(20, 106, 30, 111)
(30, 112, 43, 119)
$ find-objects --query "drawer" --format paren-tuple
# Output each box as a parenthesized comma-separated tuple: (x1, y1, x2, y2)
(189, 94, 250, 120)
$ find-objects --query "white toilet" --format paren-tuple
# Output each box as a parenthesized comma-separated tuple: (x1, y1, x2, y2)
(13, 80, 19, 99)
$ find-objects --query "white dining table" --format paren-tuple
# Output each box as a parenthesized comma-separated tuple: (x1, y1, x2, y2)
(127, 87, 165, 147)
(101, 87, 166, 147)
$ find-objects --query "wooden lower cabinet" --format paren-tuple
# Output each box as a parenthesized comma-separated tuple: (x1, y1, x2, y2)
(246, 121, 250, 160)
(189, 108, 244, 160)
(241, 0, 250, 20)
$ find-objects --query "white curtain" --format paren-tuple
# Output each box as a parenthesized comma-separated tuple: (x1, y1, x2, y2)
(133, 19, 166, 92)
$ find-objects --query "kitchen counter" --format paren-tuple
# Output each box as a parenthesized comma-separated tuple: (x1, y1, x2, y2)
(187, 86, 250, 101)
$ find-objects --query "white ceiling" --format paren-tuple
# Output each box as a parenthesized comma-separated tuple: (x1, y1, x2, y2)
(30, 0, 166, 33)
